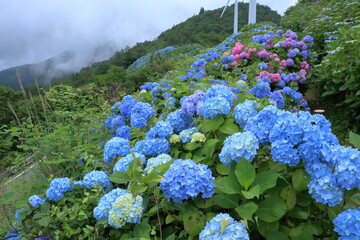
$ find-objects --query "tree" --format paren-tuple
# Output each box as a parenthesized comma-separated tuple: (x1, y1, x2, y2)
(199, 7, 205, 15)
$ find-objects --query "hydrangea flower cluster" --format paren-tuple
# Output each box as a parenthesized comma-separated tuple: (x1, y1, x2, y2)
(120, 95, 139, 118)
(113, 153, 146, 172)
(131, 138, 170, 156)
(333, 208, 360, 239)
(233, 100, 259, 128)
(146, 121, 173, 139)
(202, 85, 233, 119)
(28, 195, 46, 208)
(166, 109, 195, 133)
(199, 213, 249, 240)
(179, 127, 199, 143)
(46, 178, 73, 202)
(160, 159, 215, 204)
(181, 90, 205, 116)
(75, 170, 112, 189)
(115, 125, 132, 139)
(93, 188, 127, 221)
(108, 193, 144, 229)
(144, 153, 173, 174)
(130, 102, 155, 128)
(103, 137, 130, 164)
(191, 132, 206, 143)
(219, 131, 259, 166)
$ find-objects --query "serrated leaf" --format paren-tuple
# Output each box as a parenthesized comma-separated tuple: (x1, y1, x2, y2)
(142, 171, 163, 187)
(219, 122, 240, 135)
(280, 185, 297, 210)
(216, 163, 230, 175)
(109, 171, 131, 184)
(266, 231, 289, 240)
(242, 184, 260, 199)
(235, 201, 258, 221)
(253, 172, 279, 193)
(235, 158, 255, 191)
(213, 193, 240, 208)
(201, 139, 219, 156)
(183, 210, 205, 236)
(220, 218, 231, 235)
(38, 216, 51, 227)
(292, 169, 309, 193)
(255, 197, 287, 222)
(200, 117, 224, 132)
(166, 215, 176, 224)
(214, 176, 242, 194)
(349, 131, 360, 149)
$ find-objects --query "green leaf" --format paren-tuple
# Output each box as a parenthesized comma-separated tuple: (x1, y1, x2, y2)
(292, 169, 309, 193)
(219, 120, 240, 135)
(40, 202, 50, 213)
(200, 117, 224, 132)
(184, 142, 201, 151)
(280, 185, 297, 211)
(133, 223, 151, 238)
(255, 197, 287, 222)
(266, 231, 289, 240)
(194, 197, 214, 209)
(183, 210, 205, 236)
(235, 201, 258, 221)
(38, 216, 51, 227)
(201, 139, 219, 156)
(166, 215, 176, 224)
(213, 193, 240, 208)
(235, 158, 255, 191)
(257, 220, 279, 237)
(214, 176, 242, 194)
(165, 233, 176, 240)
(349, 131, 360, 149)
(130, 182, 148, 196)
(242, 184, 260, 199)
(109, 171, 131, 184)
(287, 206, 309, 220)
(142, 171, 163, 187)
(253, 172, 279, 193)
(216, 163, 230, 175)
(220, 218, 231, 235)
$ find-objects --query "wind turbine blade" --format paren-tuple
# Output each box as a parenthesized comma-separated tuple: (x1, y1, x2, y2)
(220, 0, 231, 18)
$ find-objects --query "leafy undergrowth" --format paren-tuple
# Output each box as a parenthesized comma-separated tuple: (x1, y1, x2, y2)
(2, 20, 360, 240)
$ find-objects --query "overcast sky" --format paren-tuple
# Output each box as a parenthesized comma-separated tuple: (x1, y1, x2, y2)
(0, 0, 298, 71)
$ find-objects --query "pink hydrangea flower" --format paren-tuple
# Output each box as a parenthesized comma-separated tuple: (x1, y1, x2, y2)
(300, 61, 310, 71)
(234, 54, 241, 61)
(231, 61, 238, 67)
(256, 49, 269, 58)
(274, 58, 280, 62)
(239, 52, 247, 59)
(268, 65, 275, 70)
(269, 73, 281, 82)
(280, 60, 287, 67)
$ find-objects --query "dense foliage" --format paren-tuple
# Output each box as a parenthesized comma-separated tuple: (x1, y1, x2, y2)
(2, 21, 360, 239)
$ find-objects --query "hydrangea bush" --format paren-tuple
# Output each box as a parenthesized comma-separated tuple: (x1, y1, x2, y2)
(4, 22, 360, 240)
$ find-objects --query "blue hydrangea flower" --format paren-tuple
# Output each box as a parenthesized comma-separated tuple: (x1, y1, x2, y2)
(116, 125, 132, 139)
(271, 141, 300, 166)
(258, 62, 268, 69)
(144, 154, 172, 174)
(46, 187, 65, 202)
(111, 102, 122, 114)
(199, 213, 249, 240)
(307, 164, 344, 207)
(4, 230, 21, 240)
(333, 208, 360, 239)
(219, 131, 259, 167)
(120, 95, 138, 118)
(244, 105, 287, 145)
(104, 137, 130, 164)
(132, 138, 170, 157)
(146, 121, 173, 139)
(179, 127, 199, 143)
(202, 96, 231, 119)
(233, 100, 259, 129)
(250, 82, 271, 99)
(181, 90, 205, 116)
(79, 170, 112, 189)
(130, 102, 155, 128)
(105, 115, 116, 129)
(166, 109, 195, 133)
(269, 112, 303, 146)
(205, 84, 233, 105)
(110, 116, 125, 130)
(93, 188, 127, 221)
(113, 153, 146, 172)
(160, 159, 215, 204)
(46, 177, 73, 202)
(28, 195, 46, 208)
(108, 193, 144, 229)
(270, 91, 285, 108)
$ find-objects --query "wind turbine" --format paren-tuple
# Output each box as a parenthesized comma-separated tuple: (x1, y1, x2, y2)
(220, 0, 257, 34)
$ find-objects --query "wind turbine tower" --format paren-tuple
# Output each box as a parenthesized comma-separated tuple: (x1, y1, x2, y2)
(248, 0, 257, 24)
